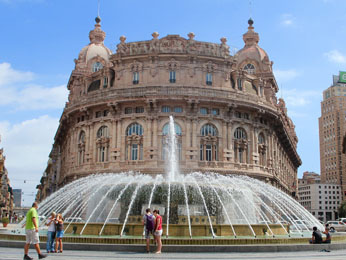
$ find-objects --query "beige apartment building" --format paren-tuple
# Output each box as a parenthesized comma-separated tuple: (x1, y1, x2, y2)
(319, 72, 346, 201)
(36, 18, 301, 201)
(298, 171, 342, 222)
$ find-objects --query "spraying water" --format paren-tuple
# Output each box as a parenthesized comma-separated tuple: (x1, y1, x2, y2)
(166, 115, 179, 181)
(19, 116, 324, 238)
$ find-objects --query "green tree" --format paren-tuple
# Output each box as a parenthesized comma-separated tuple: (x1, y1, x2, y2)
(338, 200, 346, 218)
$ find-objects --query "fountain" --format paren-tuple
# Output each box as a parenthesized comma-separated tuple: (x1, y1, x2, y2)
(21, 116, 324, 239)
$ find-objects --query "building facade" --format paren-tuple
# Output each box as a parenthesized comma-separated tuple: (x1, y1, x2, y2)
(319, 72, 346, 200)
(12, 189, 22, 208)
(0, 136, 14, 219)
(298, 171, 342, 222)
(36, 18, 301, 201)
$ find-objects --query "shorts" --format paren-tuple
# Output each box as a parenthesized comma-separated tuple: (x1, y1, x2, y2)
(56, 231, 64, 238)
(154, 229, 163, 236)
(25, 229, 40, 244)
(144, 229, 153, 239)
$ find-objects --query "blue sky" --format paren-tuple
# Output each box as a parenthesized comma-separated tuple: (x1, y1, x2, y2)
(1, 0, 346, 206)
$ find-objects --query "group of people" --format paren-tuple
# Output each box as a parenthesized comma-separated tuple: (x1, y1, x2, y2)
(46, 211, 64, 253)
(143, 208, 163, 254)
(23, 202, 64, 260)
(310, 224, 331, 244)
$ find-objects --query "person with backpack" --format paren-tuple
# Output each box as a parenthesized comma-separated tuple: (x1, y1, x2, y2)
(142, 208, 155, 253)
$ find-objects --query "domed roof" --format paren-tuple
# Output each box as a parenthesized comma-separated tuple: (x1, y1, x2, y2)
(78, 43, 112, 63)
(77, 17, 112, 63)
(235, 19, 270, 68)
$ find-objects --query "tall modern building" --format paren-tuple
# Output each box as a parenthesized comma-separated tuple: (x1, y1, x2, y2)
(36, 18, 301, 201)
(319, 71, 346, 200)
(12, 189, 22, 208)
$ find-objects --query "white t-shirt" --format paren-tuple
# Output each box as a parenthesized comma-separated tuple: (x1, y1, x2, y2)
(47, 216, 56, 232)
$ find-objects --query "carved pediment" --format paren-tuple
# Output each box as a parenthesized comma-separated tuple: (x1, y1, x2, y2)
(115, 33, 232, 58)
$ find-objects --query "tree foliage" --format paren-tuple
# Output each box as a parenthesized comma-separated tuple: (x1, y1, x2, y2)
(338, 200, 346, 218)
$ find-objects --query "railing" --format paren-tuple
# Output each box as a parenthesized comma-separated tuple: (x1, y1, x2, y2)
(66, 86, 275, 112)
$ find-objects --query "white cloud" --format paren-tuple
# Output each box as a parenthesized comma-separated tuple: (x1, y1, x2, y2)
(280, 14, 295, 27)
(0, 62, 34, 86)
(324, 50, 346, 64)
(274, 69, 301, 83)
(0, 62, 68, 110)
(0, 115, 59, 205)
(281, 88, 321, 107)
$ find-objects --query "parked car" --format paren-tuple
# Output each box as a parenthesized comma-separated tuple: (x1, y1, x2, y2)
(326, 221, 346, 232)
(337, 218, 346, 224)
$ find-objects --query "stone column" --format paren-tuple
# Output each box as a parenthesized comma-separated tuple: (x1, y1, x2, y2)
(153, 118, 158, 149)
(192, 120, 197, 148)
(222, 121, 227, 161)
(186, 119, 191, 148)
(112, 119, 116, 148)
(117, 119, 122, 148)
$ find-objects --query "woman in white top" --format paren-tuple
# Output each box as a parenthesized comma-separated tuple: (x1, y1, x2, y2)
(46, 212, 56, 253)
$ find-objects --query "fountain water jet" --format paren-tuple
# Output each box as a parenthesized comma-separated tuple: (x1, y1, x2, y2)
(21, 116, 324, 239)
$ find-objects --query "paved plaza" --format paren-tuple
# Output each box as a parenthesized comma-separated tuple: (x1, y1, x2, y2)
(0, 247, 345, 260)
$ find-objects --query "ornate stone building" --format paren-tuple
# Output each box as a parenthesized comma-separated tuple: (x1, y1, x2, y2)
(36, 18, 301, 201)
(0, 136, 14, 219)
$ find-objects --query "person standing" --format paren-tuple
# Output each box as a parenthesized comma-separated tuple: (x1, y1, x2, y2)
(55, 213, 64, 253)
(45, 212, 56, 253)
(23, 202, 47, 260)
(153, 209, 162, 254)
(142, 208, 155, 253)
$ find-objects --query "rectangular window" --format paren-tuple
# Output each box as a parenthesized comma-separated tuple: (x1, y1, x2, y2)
(96, 111, 102, 118)
(235, 112, 242, 118)
(214, 144, 218, 161)
(200, 107, 208, 115)
(239, 148, 243, 163)
(211, 108, 219, 115)
(131, 144, 138, 160)
(237, 78, 242, 90)
(169, 70, 176, 83)
(125, 107, 132, 114)
(100, 146, 106, 162)
(133, 72, 139, 84)
(200, 144, 204, 160)
(173, 106, 183, 113)
(103, 77, 108, 88)
(206, 144, 212, 161)
(162, 106, 171, 113)
(135, 107, 144, 113)
(206, 73, 212, 86)
(103, 110, 109, 117)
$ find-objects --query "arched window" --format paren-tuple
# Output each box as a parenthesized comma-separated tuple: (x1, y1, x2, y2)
(92, 62, 103, 72)
(200, 124, 218, 161)
(258, 133, 267, 166)
(162, 123, 182, 161)
(243, 63, 255, 74)
(126, 123, 144, 161)
(97, 126, 109, 138)
(96, 126, 109, 162)
(78, 131, 86, 165)
(234, 127, 248, 163)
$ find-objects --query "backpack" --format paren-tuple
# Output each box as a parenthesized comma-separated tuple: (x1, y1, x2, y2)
(145, 214, 154, 231)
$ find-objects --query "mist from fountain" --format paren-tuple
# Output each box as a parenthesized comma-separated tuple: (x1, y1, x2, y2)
(22, 116, 324, 238)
